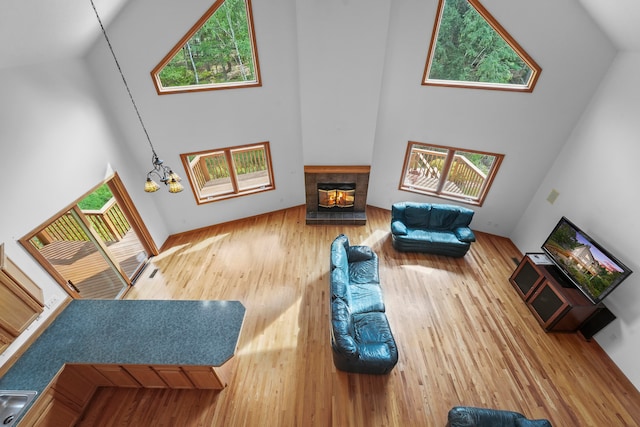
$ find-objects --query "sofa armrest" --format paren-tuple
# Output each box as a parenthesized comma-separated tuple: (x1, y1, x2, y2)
(347, 245, 374, 262)
(391, 220, 408, 236)
(454, 227, 476, 243)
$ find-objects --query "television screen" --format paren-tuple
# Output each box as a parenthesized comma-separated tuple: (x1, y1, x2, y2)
(541, 217, 632, 304)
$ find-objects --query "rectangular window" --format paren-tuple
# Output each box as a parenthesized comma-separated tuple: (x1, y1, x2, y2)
(399, 142, 503, 206)
(181, 142, 275, 204)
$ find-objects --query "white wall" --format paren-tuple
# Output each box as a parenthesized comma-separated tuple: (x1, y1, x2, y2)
(86, 0, 306, 234)
(295, 0, 391, 165)
(512, 52, 640, 387)
(367, 0, 616, 236)
(0, 58, 169, 364)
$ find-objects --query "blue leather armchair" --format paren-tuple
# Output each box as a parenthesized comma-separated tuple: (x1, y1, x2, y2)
(447, 406, 553, 427)
(330, 234, 398, 374)
(391, 202, 476, 257)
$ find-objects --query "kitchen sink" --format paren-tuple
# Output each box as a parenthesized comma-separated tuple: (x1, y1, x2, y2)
(0, 391, 37, 426)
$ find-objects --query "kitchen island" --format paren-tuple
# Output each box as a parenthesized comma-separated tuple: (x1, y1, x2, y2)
(0, 299, 245, 426)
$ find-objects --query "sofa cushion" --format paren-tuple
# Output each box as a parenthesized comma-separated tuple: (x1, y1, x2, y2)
(391, 220, 408, 235)
(331, 299, 358, 356)
(330, 269, 349, 300)
(347, 245, 374, 262)
(454, 227, 476, 243)
(451, 206, 475, 228)
(353, 312, 395, 344)
(404, 202, 430, 228)
(349, 283, 385, 313)
(349, 258, 380, 285)
(428, 204, 460, 230)
(515, 419, 553, 427)
(330, 239, 349, 272)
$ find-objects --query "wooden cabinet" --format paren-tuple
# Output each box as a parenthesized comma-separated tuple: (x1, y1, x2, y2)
(17, 365, 96, 427)
(510, 253, 605, 333)
(0, 243, 44, 352)
(93, 364, 141, 387)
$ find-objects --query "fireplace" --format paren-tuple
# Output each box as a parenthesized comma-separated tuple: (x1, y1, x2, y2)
(304, 166, 370, 225)
(318, 183, 355, 210)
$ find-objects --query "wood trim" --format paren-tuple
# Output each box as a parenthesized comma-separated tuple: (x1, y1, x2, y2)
(304, 165, 370, 174)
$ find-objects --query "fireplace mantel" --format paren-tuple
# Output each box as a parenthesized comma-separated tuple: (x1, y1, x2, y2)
(304, 165, 370, 225)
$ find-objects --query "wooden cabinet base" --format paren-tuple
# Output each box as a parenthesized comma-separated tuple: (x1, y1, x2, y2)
(19, 362, 229, 426)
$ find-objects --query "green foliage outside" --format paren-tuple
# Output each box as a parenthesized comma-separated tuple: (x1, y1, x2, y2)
(79, 184, 113, 210)
(159, 0, 256, 87)
(429, 0, 531, 85)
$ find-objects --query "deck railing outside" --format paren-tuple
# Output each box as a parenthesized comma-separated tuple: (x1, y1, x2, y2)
(407, 148, 487, 197)
(189, 147, 268, 191)
(32, 198, 131, 248)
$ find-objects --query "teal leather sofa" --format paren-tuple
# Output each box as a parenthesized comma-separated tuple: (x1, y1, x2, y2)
(447, 407, 553, 427)
(391, 202, 476, 257)
(329, 234, 398, 374)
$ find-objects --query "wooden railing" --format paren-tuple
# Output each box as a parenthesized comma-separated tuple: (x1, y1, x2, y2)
(32, 199, 131, 248)
(408, 149, 486, 197)
(189, 147, 268, 190)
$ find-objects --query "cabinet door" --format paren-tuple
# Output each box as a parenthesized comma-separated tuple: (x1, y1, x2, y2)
(123, 365, 168, 388)
(183, 366, 225, 390)
(529, 281, 570, 330)
(510, 256, 543, 300)
(20, 388, 79, 427)
(93, 364, 141, 387)
(0, 275, 40, 336)
(153, 366, 195, 389)
(53, 365, 98, 412)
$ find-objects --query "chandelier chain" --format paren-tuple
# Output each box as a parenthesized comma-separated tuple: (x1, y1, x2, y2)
(89, 0, 157, 157)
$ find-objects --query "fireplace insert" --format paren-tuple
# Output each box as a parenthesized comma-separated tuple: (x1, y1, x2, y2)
(318, 183, 355, 210)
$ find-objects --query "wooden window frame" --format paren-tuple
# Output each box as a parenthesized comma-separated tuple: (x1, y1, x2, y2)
(151, 0, 261, 95)
(181, 141, 275, 205)
(399, 141, 504, 207)
(422, 0, 541, 92)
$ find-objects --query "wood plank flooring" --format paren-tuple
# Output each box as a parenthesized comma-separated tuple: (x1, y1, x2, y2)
(77, 205, 640, 426)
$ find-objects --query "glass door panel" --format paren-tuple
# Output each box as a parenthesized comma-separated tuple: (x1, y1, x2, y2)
(28, 209, 128, 299)
(79, 184, 148, 281)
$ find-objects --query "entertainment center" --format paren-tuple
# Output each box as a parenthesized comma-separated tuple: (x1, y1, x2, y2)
(509, 216, 632, 339)
(509, 253, 613, 337)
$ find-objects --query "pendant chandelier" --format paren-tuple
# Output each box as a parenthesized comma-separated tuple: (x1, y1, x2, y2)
(90, 0, 183, 193)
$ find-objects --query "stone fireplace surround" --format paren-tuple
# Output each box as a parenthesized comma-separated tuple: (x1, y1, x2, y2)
(304, 165, 370, 225)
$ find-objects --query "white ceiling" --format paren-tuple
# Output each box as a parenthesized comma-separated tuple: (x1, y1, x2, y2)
(0, 0, 638, 70)
(578, 0, 640, 51)
(0, 0, 129, 69)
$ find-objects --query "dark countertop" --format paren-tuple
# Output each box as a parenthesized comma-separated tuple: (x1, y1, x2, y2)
(0, 299, 245, 394)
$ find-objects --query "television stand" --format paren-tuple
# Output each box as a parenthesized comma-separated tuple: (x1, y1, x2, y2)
(509, 253, 614, 339)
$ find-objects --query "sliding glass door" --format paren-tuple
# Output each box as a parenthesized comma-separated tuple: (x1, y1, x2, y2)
(21, 175, 156, 299)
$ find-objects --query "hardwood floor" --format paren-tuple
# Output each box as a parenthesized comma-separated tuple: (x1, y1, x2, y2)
(77, 205, 640, 426)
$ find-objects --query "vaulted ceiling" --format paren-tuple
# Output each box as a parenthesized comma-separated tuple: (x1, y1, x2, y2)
(0, 0, 638, 71)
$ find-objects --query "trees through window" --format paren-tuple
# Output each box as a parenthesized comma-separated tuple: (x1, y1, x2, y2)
(399, 142, 504, 206)
(423, 0, 540, 91)
(151, 0, 261, 94)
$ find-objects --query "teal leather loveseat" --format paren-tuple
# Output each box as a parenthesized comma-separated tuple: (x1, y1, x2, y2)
(391, 202, 476, 258)
(329, 234, 398, 374)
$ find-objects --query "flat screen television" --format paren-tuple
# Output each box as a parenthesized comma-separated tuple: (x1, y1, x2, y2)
(541, 217, 632, 304)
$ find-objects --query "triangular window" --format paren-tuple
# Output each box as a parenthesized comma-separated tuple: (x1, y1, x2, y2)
(151, 0, 261, 94)
(423, 0, 540, 92)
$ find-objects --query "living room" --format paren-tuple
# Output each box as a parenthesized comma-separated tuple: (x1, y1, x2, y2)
(1, 0, 640, 424)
